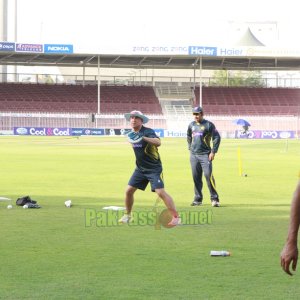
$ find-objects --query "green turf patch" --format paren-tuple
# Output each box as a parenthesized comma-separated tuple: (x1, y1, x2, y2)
(0, 136, 299, 299)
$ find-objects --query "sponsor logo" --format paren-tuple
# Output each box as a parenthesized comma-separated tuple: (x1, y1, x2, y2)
(188, 46, 217, 56)
(218, 48, 244, 56)
(279, 131, 291, 139)
(29, 128, 46, 135)
(236, 130, 295, 139)
(72, 129, 83, 134)
(16, 127, 28, 135)
(90, 129, 104, 135)
(53, 128, 70, 136)
(261, 131, 278, 139)
(44, 44, 73, 54)
(71, 128, 104, 136)
(132, 143, 143, 148)
(27, 127, 71, 136)
(16, 43, 43, 53)
(193, 132, 203, 137)
(164, 130, 187, 137)
(0, 42, 15, 51)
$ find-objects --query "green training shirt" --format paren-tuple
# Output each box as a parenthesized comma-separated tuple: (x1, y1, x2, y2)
(187, 119, 221, 154)
(131, 126, 162, 173)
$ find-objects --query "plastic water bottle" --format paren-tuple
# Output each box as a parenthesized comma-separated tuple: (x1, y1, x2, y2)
(210, 250, 231, 257)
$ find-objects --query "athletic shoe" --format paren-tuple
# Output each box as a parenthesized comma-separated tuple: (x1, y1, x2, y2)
(118, 214, 132, 223)
(211, 200, 220, 207)
(167, 216, 181, 226)
(191, 200, 202, 206)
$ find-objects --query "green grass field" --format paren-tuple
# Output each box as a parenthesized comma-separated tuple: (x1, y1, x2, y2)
(0, 136, 300, 299)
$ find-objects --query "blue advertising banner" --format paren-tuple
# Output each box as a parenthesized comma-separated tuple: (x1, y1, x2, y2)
(188, 46, 217, 56)
(16, 43, 43, 53)
(235, 130, 295, 139)
(14, 127, 71, 136)
(44, 44, 73, 54)
(154, 129, 164, 138)
(72, 128, 104, 136)
(0, 42, 15, 51)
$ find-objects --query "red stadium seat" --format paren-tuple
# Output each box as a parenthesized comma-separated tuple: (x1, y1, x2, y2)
(0, 83, 163, 115)
(194, 87, 300, 116)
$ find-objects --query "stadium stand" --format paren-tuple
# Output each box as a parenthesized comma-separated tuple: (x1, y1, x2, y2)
(0, 83, 163, 114)
(0, 83, 299, 132)
(1, 83, 299, 116)
(194, 87, 300, 116)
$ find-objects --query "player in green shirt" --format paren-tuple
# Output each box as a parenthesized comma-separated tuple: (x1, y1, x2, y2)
(119, 110, 180, 226)
(187, 106, 221, 207)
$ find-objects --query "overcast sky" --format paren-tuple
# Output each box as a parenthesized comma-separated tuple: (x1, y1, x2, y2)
(7, 0, 300, 49)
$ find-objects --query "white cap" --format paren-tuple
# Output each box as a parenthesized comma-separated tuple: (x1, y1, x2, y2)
(124, 110, 149, 123)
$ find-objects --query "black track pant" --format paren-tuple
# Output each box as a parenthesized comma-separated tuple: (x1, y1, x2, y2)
(190, 153, 219, 202)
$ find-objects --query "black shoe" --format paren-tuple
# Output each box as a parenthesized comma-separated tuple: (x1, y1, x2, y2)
(27, 203, 41, 209)
(191, 200, 202, 206)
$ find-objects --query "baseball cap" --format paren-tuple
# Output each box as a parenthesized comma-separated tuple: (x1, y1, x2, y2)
(192, 106, 203, 114)
(124, 110, 149, 123)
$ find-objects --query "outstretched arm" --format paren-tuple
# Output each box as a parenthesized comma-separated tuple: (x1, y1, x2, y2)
(281, 180, 300, 275)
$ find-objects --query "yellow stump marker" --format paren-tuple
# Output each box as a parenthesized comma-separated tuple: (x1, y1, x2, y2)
(237, 146, 243, 176)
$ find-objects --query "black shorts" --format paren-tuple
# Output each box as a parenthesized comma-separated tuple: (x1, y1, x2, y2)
(128, 168, 164, 192)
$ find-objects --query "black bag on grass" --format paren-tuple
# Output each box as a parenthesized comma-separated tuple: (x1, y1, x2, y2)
(16, 196, 37, 206)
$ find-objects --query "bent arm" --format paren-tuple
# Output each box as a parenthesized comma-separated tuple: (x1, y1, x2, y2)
(143, 136, 161, 147)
